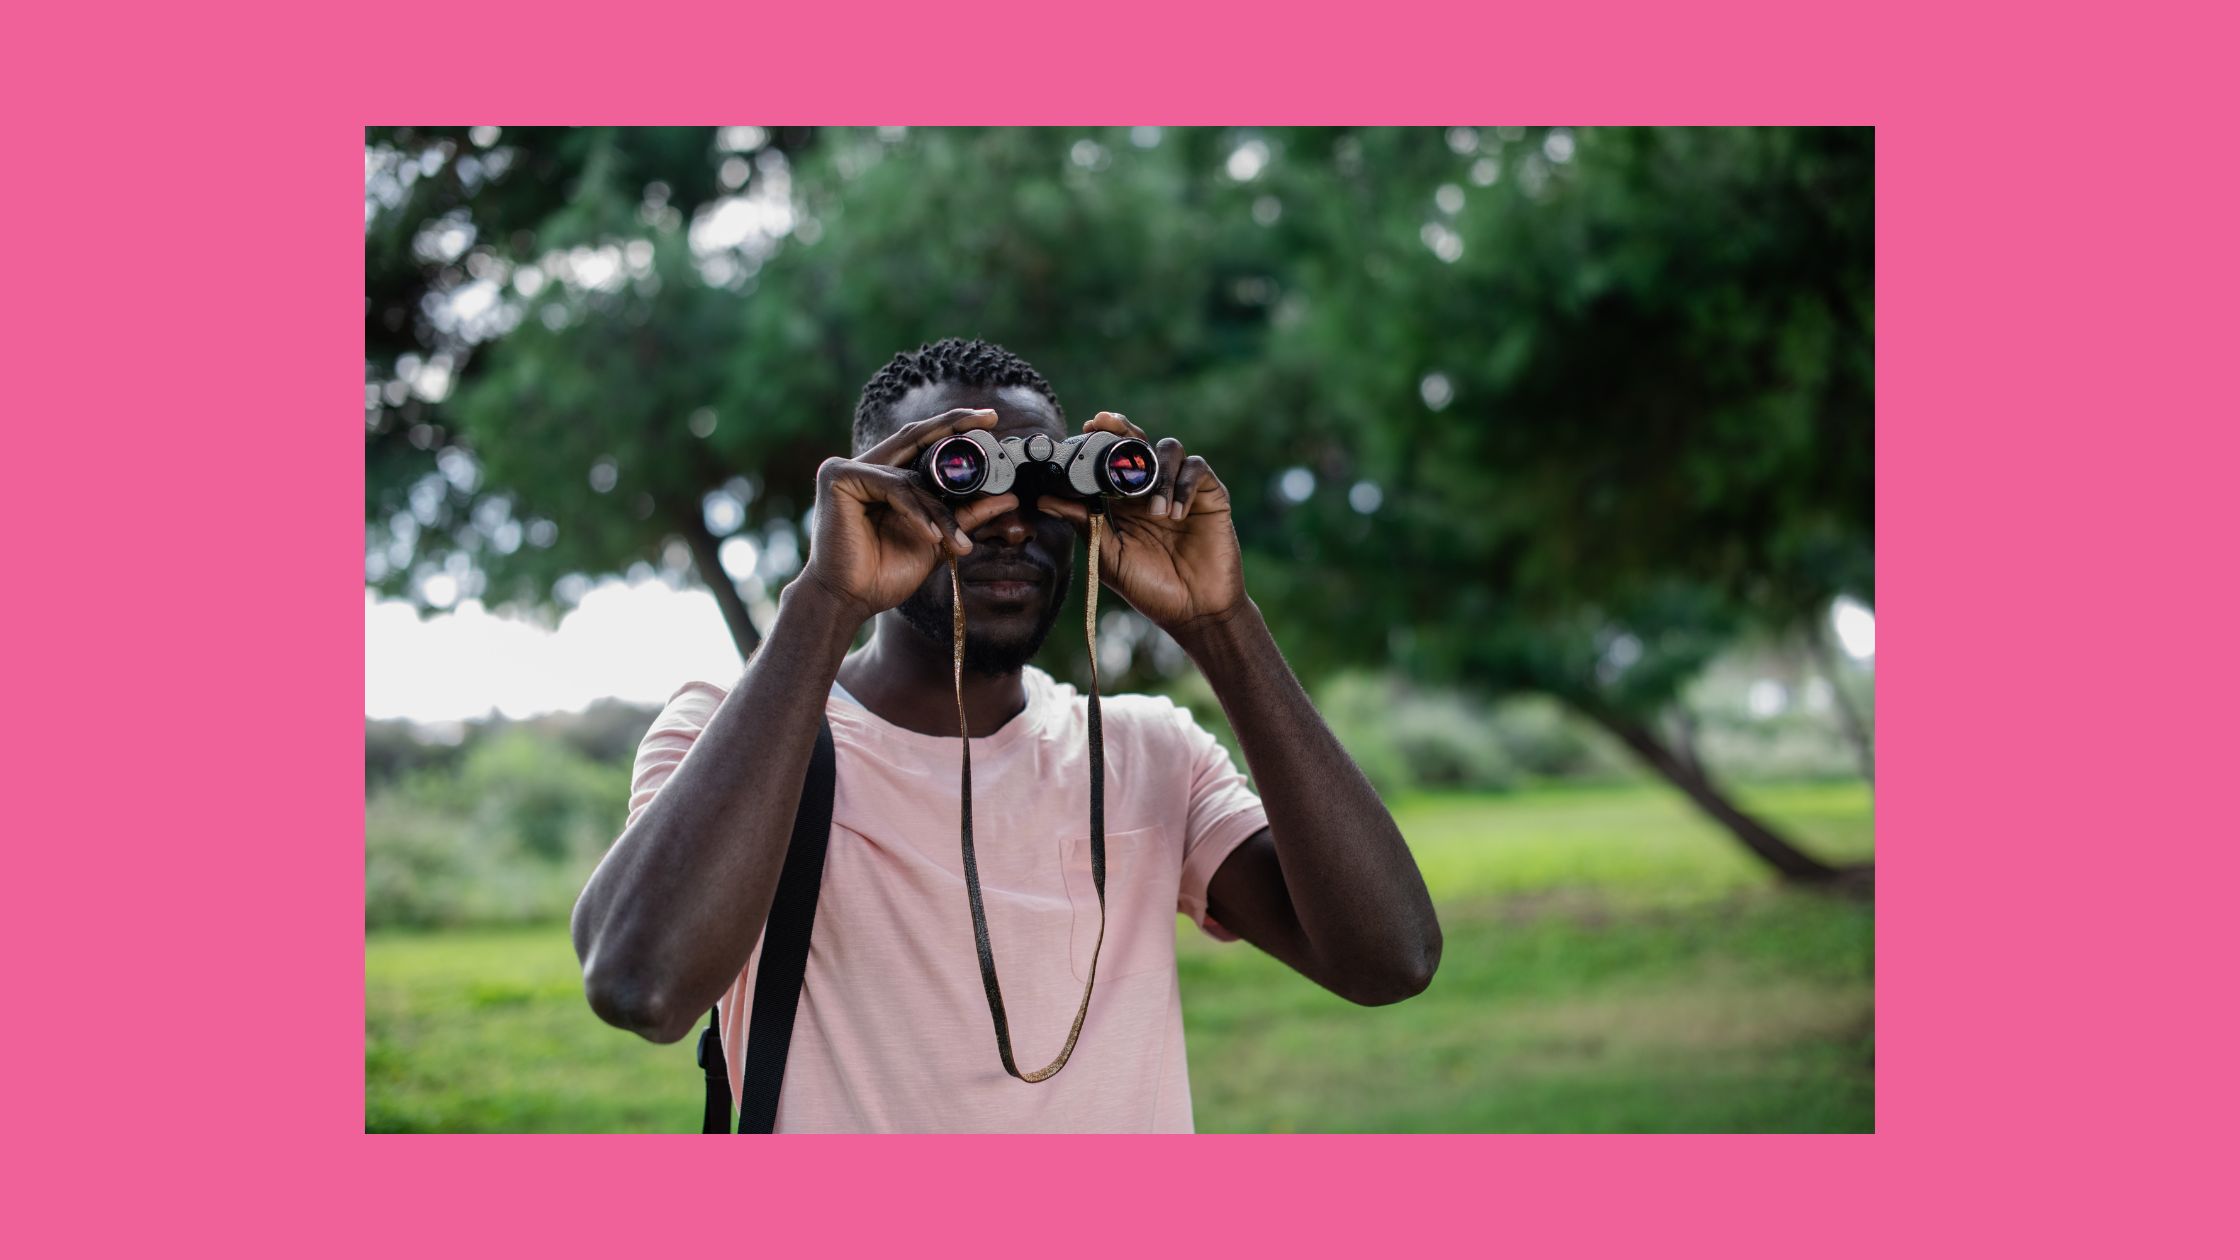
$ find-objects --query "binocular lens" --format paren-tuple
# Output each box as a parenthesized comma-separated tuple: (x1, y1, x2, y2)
(927, 437, 988, 494)
(1102, 439, 1156, 496)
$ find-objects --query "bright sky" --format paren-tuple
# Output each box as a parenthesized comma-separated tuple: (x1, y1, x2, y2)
(365, 584, 1877, 725)
(365, 580, 744, 722)
(1831, 595, 1875, 658)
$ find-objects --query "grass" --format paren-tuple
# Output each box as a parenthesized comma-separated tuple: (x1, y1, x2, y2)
(366, 780, 1873, 1132)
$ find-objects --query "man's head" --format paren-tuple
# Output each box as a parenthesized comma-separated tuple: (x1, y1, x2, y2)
(853, 338, 1077, 675)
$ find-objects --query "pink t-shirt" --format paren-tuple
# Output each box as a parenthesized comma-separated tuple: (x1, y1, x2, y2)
(623, 666, 1268, 1132)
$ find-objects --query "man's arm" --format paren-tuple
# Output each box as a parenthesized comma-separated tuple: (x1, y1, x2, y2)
(1178, 602, 1442, 1005)
(570, 408, 1013, 1043)
(1037, 412, 1440, 1006)
(569, 581, 859, 1043)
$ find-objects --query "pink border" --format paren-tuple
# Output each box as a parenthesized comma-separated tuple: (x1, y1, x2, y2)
(19, 1, 2234, 1253)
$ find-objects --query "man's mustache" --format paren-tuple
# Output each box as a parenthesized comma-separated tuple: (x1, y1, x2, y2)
(958, 555, 1056, 585)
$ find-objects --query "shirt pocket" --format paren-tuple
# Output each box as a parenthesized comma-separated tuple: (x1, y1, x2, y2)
(1060, 825, 1176, 982)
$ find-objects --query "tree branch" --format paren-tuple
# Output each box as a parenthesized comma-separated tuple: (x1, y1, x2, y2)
(1567, 695, 1849, 884)
(675, 508, 761, 661)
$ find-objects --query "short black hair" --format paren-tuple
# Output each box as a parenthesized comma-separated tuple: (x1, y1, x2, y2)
(852, 337, 1063, 455)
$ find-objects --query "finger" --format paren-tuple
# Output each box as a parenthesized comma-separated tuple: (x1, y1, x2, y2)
(1169, 455, 1214, 522)
(903, 481, 977, 554)
(950, 492, 1022, 537)
(1146, 436, 1187, 516)
(848, 470, 947, 551)
(1085, 410, 1152, 443)
(1036, 495, 1092, 534)
(860, 406, 1000, 469)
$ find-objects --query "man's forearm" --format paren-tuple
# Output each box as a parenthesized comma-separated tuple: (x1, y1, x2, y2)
(570, 580, 861, 1042)
(1176, 600, 1442, 998)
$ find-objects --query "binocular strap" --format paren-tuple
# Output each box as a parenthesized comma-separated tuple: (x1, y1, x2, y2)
(949, 508, 1107, 1083)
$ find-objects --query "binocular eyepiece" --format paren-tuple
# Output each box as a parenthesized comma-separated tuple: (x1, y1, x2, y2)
(918, 429, 1159, 501)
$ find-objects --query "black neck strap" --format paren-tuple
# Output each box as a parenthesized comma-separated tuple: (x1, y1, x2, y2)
(949, 505, 1107, 1083)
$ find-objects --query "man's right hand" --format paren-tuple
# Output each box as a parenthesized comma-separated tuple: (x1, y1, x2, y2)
(797, 407, 1023, 624)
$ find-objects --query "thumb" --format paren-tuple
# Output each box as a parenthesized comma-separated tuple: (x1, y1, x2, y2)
(950, 493, 1022, 535)
(1037, 496, 1091, 530)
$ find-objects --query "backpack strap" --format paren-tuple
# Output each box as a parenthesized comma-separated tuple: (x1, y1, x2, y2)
(699, 713, 837, 1133)
(697, 1007, 731, 1133)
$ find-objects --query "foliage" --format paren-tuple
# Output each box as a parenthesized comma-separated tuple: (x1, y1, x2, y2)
(366, 731, 629, 928)
(1682, 638, 1877, 782)
(1483, 694, 1632, 780)
(364, 125, 1873, 874)
(1219, 127, 1873, 709)
(1169, 669, 1666, 800)
(1313, 673, 1530, 795)
(366, 126, 1867, 674)
(367, 700, 658, 789)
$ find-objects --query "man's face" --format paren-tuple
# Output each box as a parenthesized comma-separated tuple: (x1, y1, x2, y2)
(880, 381, 1077, 675)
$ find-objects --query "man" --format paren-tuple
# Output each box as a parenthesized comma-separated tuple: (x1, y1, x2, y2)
(571, 338, 1441, 1132)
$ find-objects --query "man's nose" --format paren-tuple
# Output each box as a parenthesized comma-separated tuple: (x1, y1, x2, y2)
(973, 501, 1036, 548)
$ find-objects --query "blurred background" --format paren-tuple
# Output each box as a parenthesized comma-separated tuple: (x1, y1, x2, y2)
(365, 126, 1874, 1132)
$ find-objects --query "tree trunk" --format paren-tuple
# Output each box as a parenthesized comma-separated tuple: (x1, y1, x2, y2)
(678, 513, 762, 661)
(1807, 623, 1875, 787)
(1570, 698, 1848, 884)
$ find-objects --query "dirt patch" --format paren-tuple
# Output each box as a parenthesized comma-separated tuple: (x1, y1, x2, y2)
(1500, 974, 1872, 1059)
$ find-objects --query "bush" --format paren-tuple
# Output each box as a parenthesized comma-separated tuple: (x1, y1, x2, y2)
(1679, 647, 1874, 783)
(1161, 670, 1638, 798)
(365, 793, 480, 929)
(1386, 689, 1519, 792)
(1310, 673, 1413, 798)
(1312, 673, 1519, 797)
(365, 730, 631, 929)
(1486, 696, 1632, 780)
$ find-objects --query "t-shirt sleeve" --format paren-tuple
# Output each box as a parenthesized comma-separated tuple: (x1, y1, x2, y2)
(1170, 705, 1269, 942)
(624, 681, 726, 831)
(617, 681, 755, 1119)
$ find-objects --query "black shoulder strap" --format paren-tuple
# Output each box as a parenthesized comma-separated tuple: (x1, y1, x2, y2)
(698, 713, 837, 1133)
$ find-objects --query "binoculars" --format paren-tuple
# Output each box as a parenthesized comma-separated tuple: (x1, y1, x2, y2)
(917, 430, 1159, 502)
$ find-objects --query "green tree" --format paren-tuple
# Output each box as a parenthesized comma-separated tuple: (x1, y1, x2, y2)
(1211, 127, 1873, 880)
(366, 126, 817, 651)
(365, 126, 1872, 881)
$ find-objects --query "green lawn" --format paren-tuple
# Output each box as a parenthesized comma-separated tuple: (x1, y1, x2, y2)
(366, 781, 1873, 1132)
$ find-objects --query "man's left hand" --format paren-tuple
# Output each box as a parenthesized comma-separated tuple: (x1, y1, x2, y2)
(1035, 411, 1246, 640)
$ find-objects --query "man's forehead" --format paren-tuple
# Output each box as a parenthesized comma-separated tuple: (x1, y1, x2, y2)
(891, 380, 1064, 440)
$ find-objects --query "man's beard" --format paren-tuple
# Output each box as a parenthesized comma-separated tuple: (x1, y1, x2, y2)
(895, 564, 1073, 676)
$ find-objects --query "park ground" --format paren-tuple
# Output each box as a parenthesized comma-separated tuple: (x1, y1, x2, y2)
(366, 781, 1873, 1132)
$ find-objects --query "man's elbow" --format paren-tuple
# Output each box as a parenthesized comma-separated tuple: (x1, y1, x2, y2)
(583, 958, 697, 1044)
(1342, 928, 1443, 1007)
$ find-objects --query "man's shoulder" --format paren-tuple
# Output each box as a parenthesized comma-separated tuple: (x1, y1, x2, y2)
(670, 678, 730, 705)
(649, 679, 729, 735)
(1031, 668, 1207, 742)
(1097, 689, 1189, 727)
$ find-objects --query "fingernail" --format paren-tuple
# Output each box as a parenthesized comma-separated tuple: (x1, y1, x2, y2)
(1171, 500, 1188, 521)
(953, 528, 973, 550)
(975, 408, 997, 417)
(1149, 495, 1169, 516)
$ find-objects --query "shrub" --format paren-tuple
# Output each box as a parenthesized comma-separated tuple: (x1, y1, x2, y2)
(365, 730, 631, 929)
(1311, 673, 1519, 797)
(1486, 696, 1632, 780)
